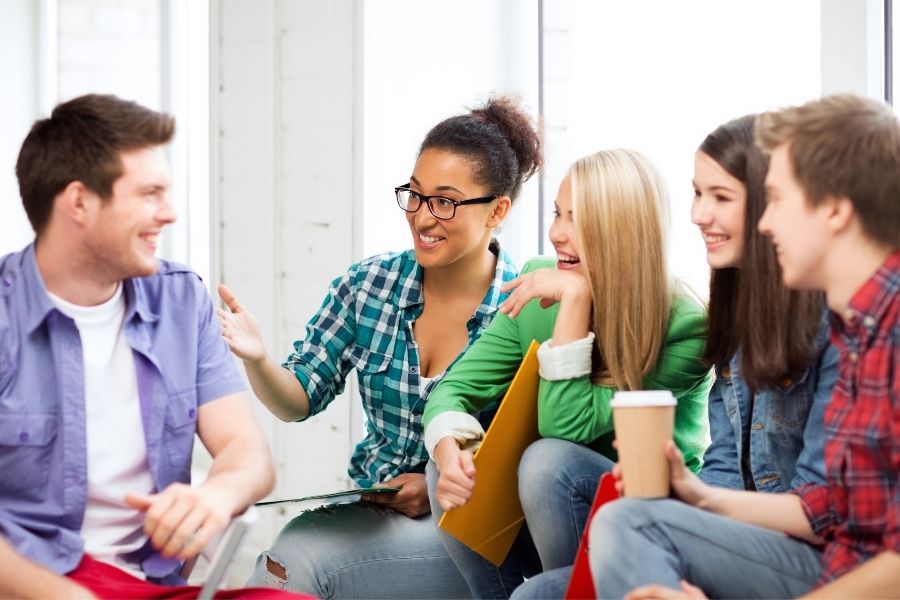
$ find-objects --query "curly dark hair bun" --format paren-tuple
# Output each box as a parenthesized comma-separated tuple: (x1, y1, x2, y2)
(420, 95, 543, 202)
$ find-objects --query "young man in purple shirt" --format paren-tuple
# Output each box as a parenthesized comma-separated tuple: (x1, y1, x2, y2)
(0, 94, 278, 598)
(586, 94, 899, 599)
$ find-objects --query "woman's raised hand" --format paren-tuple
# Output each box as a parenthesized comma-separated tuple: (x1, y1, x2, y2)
(498, 269, 590, 319)
(217, 284, 266, 363)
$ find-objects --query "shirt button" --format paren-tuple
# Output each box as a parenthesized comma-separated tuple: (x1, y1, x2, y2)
(781, 376, 793, 388)
(1, 276, 11, 287)
(849, 352, 859, 363)
(721, 367, 731, 378)
(410, 367, 418, 374)
(862, 316, 876, 328)
(188, 408, 196, 419)
(19, 431, 28, 442)
(751, 423, 764, 431)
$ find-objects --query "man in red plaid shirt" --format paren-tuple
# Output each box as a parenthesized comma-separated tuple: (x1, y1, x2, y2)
(587, 94, 900, 599)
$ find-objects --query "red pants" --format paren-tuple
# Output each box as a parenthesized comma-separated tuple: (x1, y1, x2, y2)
(68, 554, 313, 599)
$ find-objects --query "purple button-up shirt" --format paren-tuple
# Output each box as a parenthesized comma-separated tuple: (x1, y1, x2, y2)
(0, 244, 244, 580)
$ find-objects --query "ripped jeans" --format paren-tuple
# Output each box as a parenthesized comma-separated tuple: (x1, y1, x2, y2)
(246, 501, 471, 599)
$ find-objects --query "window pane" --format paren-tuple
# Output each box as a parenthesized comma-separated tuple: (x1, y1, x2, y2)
(543, 0, 821, 297)
(894, 0, 899, 110)
(362, 0, 540, 266)
(57, 0, 162, 109)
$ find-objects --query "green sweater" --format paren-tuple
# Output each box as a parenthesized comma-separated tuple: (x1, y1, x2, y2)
(424, 257, 712, 472)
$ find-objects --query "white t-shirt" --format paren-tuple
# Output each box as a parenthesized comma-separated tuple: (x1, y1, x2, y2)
(49, 284, 153, 579)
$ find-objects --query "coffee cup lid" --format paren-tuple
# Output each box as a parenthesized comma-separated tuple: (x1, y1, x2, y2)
(610, 390, 676, 407)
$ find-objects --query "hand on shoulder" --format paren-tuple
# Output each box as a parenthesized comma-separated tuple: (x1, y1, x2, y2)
(499, 267, 590, 319)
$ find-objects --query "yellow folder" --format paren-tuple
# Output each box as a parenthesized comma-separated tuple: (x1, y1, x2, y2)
(438, 340, 541, 566)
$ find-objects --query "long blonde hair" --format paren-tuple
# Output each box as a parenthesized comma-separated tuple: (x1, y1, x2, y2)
(570, 149, 672, 390)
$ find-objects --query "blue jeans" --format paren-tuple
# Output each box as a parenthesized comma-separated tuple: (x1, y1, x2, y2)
(519, 439, 615, 570)
(426, 461, 540, 598)
(505, 439, 614, 599)
(509, 566, 572, 599)
(247, 501, 470, 599)
(589, 498, 823, 598)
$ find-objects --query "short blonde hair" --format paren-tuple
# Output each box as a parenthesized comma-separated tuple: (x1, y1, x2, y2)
(570, 149, 672, 390)
(756, 94, 900, 248)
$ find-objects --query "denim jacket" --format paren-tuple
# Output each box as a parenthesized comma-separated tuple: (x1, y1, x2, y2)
(698, 320, 837, 492)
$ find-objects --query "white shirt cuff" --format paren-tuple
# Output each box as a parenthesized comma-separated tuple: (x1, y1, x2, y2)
(424, 411, 486, 458)
(537, 332, 595, 381)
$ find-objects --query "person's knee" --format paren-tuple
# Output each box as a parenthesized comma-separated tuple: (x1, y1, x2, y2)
(248, 549, 294, 591)
(588, 499, 642, 576)
(261, 512, 338, 588)
(266, 556, 287, 580)
(592, 497, 665, 530)
(252, 553, 290, 590)
(268, 513, 316, 555)
(589, 498, 676, 559)
(591, 498, 627, 542)
(517, 438, 566, 489)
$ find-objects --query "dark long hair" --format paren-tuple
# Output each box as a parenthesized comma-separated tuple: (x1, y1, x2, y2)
(700, 115, 823, 391)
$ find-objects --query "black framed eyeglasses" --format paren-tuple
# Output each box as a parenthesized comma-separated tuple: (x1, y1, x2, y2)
(395, 184, 499, 220)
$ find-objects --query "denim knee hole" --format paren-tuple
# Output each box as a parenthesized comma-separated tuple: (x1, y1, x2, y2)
(265, 554, 289, 588)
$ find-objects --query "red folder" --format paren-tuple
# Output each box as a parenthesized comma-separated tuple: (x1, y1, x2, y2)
(564, 473, 620, 600)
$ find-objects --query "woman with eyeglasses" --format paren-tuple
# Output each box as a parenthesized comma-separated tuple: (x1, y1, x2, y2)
(217, 96, 542, 598)
(423, 149, 711, 598)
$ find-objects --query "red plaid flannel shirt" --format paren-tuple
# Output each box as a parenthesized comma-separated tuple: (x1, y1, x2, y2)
(793, 250, 900, 585)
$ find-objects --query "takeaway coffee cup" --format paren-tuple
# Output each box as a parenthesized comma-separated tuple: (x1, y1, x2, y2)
(610, 390, 676, 498)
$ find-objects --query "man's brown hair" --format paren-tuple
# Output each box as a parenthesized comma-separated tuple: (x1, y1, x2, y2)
(15, 93, 175, 235)
(756, 94, 900, 248)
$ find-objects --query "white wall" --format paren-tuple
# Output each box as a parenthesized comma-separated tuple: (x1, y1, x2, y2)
(543, 0, 823, 299)
(821, 0, 885, 98)
(212, 0, 359, 581)
(361, 0, 540, 266)
(0, 0, 39, 255)
(1, 0, 165, 257)
(57, 0, 162, 108)
(0, 0, 208, 275)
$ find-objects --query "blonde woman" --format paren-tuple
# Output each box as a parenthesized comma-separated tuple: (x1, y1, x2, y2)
(423, 149, 711, 598)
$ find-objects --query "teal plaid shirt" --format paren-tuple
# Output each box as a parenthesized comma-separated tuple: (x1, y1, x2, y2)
(283, 244, 517, 486)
